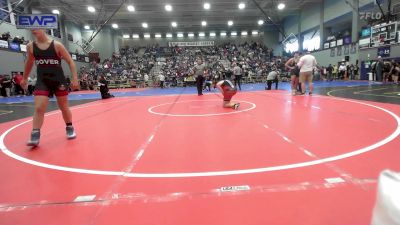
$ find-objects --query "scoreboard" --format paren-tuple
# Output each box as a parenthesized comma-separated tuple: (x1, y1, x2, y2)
(371, 22, 398, 47)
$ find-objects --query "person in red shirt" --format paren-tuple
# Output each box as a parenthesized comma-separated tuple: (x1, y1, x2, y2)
(13, 73, 24, 95)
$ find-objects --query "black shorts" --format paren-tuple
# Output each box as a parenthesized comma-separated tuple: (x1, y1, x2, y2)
(291, 67, 300, 77)
(34, 75, 68, 98)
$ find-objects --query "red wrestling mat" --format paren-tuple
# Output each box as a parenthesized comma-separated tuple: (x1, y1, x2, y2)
(0, 91, 399, 225)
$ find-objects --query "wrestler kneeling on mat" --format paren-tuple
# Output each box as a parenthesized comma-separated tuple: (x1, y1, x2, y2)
(216, 80, 240, 110)
(21, 29, 79, 147)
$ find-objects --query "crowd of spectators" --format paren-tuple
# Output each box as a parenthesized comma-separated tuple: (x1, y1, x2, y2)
(4, 35, 389, 98)
(0, 32, 28, 44)
(76, 41, 283, 90)
(157, 42, 279, 86)
(0, 73, 36, 97)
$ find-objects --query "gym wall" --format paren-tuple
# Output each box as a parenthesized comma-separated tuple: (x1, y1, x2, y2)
(64, 21, 84, 54)
(311, 44, 359, 66)
(359, 44, 400, 61)
(81, 28, 119, 61)
(118, 27, 281, 55)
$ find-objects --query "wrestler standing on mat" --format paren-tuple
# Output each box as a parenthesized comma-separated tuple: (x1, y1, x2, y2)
(285, 52, 301, 95)
(216, 80, 240, 109)
(21, 29, 79, 146)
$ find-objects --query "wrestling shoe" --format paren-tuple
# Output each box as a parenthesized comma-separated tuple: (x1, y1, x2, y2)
(233, 103, 240, 110)
(27, 130, 40, 146)
(66, 126, 77, 139)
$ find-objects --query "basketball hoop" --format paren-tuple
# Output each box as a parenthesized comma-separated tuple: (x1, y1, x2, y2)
(75, 39, 94, 54)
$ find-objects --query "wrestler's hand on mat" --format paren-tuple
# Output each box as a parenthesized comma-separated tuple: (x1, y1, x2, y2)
(20, 79, 28, 90)
(71, 78, 80, 90)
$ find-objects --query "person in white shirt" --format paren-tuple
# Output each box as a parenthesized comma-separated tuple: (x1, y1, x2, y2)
(338, 63, 347, 80)
(297, 53, 317, 95)
(27, 76, 36, 96)
(144, 74, 149, 87)
(158, 73, 165, 89)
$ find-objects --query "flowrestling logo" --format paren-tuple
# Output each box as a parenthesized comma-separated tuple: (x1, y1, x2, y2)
(16, 14, 58, 29)
(359, 12, 383, 21)
(36, 59, 60, 66)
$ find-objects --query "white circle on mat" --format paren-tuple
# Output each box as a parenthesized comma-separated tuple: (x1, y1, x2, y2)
(148, 99, 256, 117)
(0, 96, 399, 178)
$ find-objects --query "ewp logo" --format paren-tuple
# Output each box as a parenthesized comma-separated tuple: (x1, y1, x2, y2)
(16, 14, 58, 29)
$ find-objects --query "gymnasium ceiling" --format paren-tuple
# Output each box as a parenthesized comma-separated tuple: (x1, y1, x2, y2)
(22, 0, 322, 33)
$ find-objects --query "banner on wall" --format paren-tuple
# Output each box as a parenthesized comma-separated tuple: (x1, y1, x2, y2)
(344, 45, 350, 55)
(330, 48, 335, 57)
(350, 43, 357, 54)
(0, 40, 8, 48)
(16, 14, 58, 29)
(168, 41, 214, 47)
(337, 46, 342, 56)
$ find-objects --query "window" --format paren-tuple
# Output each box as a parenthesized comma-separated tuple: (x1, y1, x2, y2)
(302, 30, 320, 52)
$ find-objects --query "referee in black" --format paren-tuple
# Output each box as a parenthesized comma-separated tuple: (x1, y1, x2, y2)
(193, 58, 206, 96)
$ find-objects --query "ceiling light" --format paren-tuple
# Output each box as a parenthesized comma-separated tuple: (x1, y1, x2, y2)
(199, 32, 205, 37)
(142, 23, 148, 28)
(210, 32, 216, 37)
(52, 9, 60, 14)
(87, 6, 95, 12)
(238, 3, 245, 9)
(166, 33, 173, 38)
(177, 33, 184, 38)
(204, 3, 210, 10)
(258, 20, 264, 25)
(123, 34, 130, 38)
(112, 23, 118, 29)
(231, 31, 237, 36)
(84, 25, 90, 30)
(132, 34, 140, 39)
(201, 21, 207, 26)
(220, 32, 227, 36)
(155, 34, 162, 38)
(144, 34, 151, 38)
(277, 3, 285, 10)
(127, 5, 135, 12)
(241, 31, 248, 36)
(252, 30, 259, 35)
(188, 33, 194, 37)
(165, 4, 172, 11)
(228, 20, 233, 26)
(171, 22, 177, 27)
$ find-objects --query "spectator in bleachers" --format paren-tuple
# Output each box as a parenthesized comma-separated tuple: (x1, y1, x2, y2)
(0, 75, 12, 97)
(338, 63, 347, 80)
(158, 72, 165, 89)
(375, 56, 384, 82)
(326, 64, 333, 81)
(12, 72, 24, 96)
